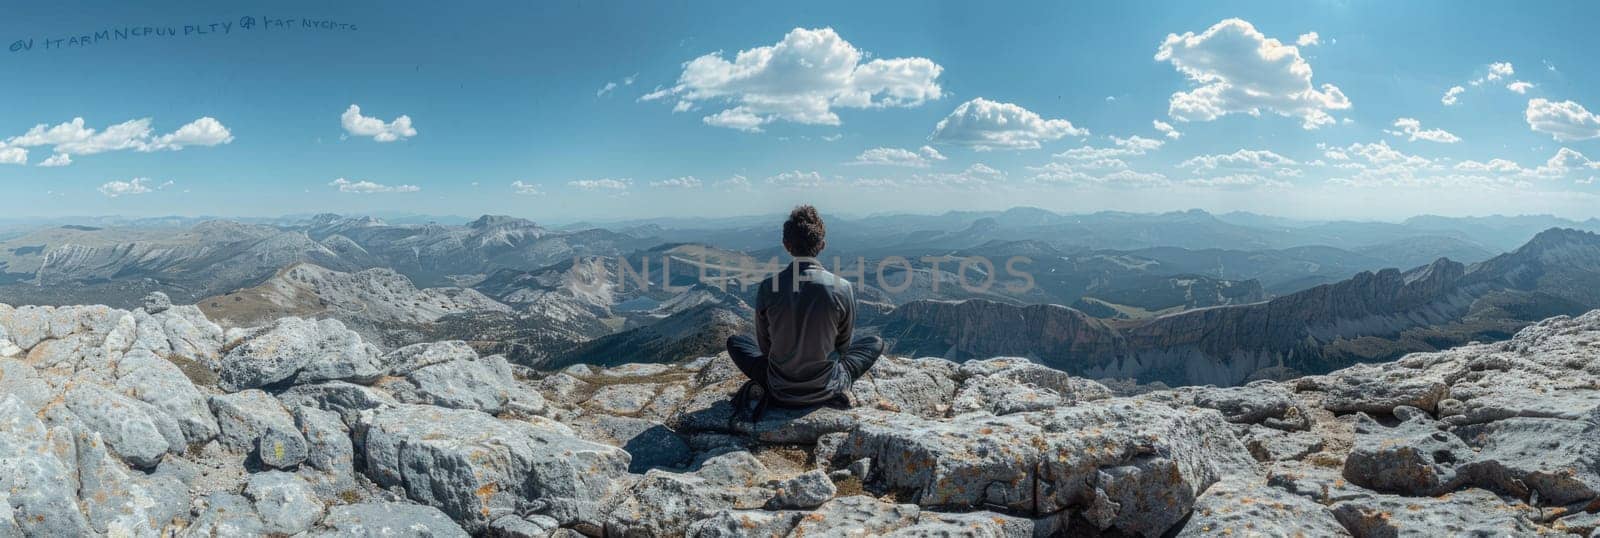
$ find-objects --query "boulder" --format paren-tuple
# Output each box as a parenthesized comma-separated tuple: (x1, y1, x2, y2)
(356, 404, 630, 531)
(209, 390, 309, 469)
(114, 348, 220, 444)
(1342, 410, 1472, 496)
(766, 469, 836, 509)
(789, 496, 920, 536)
(1329, 488, 1542, 536)
(243, 471, 326, 535)
(65, 382, 183, 468)
(1175, 477, 1347, 537)
(567, 414, 691, 472)
(0, 397, 92, 536)
(277, 381, 400, 426)
(73, 429, 188, 536)
(838, 399, 1254, 536)
(380, 353, 540, 414)
(380, 340, 478, 376)
(294, 405, 359, 498)
(187, 492, 268, 536)
(311, 502, 469, 538)
(218, 317, 382, 391)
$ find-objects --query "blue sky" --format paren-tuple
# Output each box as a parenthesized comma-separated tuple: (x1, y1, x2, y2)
(3, 0, 1600, 221)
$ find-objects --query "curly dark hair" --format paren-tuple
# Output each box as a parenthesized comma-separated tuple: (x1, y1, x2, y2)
(782, 205, 826, 257)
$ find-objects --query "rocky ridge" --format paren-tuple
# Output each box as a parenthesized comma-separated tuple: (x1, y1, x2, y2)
(3, 293, 1600, 536)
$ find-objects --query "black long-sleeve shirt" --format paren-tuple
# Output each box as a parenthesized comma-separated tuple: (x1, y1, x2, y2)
(754, 259, 855, 405)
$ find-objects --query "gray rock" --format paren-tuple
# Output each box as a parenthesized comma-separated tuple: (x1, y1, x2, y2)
(380, 353, 537, 414)
(219, 317, 382, 391)
(380, 340, 478, 376)
(312, 502, 469, 537)
(1329, 488, 1541, 537)
(356, 404, 630, 531)
(813, 431, 849, 468)
(849, 356, 959, 417)
(1455, 416, 1600, 505)
(686, 510, 804, 537)
(65, 382, 183, 468)
(766, 469, 836, 509)
(114, 348, 221, 444)
(1185, 382, 1310, 430)
(604, 469, 771, 537)
(789, 496, 920, 537)
(959, 356, 1113, 403)
(584, 383, 660, 416)
(1243, 425, 1325, 462)
(487, 513, 560, 537)
(1301, 364, 1450, 414)
(839, 399, 1253, 536)
(277, 381, 400, 426)
(1342, 411, 1472, 496)
(243, 471, 326, 535)
(186, 492, 268, 537)
(949, 374, 1063, 416)
(1175, 477, 1347, 537)
(568, 414, 690, 472)
(536, 372, 592, 406)
(142, 291, 172, 314)
(209, 390, 308, 469)
(0, 397, 92, 537)
(294, 406, 358, 498)
(74, 429, 188, 535)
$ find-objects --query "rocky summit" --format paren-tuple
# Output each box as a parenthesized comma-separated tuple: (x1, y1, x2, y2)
(4, 293, 1600, 536)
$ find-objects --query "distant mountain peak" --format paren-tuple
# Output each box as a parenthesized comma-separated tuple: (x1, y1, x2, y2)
(469, 214, 536, 230)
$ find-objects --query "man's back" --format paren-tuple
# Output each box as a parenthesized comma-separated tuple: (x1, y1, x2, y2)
(754, 260, 855, 405)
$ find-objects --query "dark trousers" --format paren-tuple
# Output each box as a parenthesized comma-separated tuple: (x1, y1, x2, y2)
(725, 334, 884, 393)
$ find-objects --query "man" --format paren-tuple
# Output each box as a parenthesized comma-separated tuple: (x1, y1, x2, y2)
(726, 205, 884, 408)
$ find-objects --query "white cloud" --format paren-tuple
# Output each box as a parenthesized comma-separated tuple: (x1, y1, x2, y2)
(1483, 61, 1514, 83)
(1030, 162, 1169, 188)
(650, 176, 703, 189)
(149, 117, 234, 149)
(1441, 86, 1465, 106)
(1385, 117, 1461, 143)
(98, 177, 172, 197)
(1454, 158, 1522, 174)
(510, 180, 543, 196)
(1111, 135, 1164, 153)
(0, 146, 25, 165)
(646, 27, 943, 131)
(596, 73, 639, 97)
(718, 175, 752, 191)
(1526, 98, 1600, 141)
(568, 178, 632, 191)
(1153, 119, 1182, 139)
(850, 145, 946, 167)
(1507, 81, 1535, 94)
(929, 98, 1087, 151)
(1185, 174, 1291, 189)
(37, 153, 70, 167)
(1296, 32, 1320, 47)
(340, 105, 417, 142)
(329, 178, 420, 193)
(765, 170, 828, 189)
(5, 116, 233, 158)
(1179, 149, 1298, 170)
(1155, 18, 1350, 129)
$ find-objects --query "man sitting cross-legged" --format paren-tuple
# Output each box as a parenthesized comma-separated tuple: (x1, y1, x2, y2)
(726, 204, 884, 412)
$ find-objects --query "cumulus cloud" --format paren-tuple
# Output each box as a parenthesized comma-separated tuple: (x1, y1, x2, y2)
(1153, 119, 1182, 139)
(510, 181, 543, 196)
(1441, 86, 1466, 106)
(929, 98, 1087, 151)
(644, 27, 943, 131)
(568, 178, 632, 191)
(650, 176, 703, 189)
(98, 177, 173, 197)
(1030, 162, 1169, 188)
(4, 116, 233, 163)
(1179, 149, 1298, 170)
(329, 178, 420, 193)
(718, 175, 752, 191)
(1507, 81, 1535, 94)
(765, 170, 829, 189)
(1296, 32, 1320, 47)
(37, 153, 70, 167)
(1526, 98, 1600, 141)
(1155, 18, 1350, 129)
(0, 145, 25, 165)
(1456, 148, 1600, 180)
(1385, 118, 1461, 143)
(1185, 174, 1291, 189)
(340, 105, 417, 142)
(850, 145, 947, 167)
